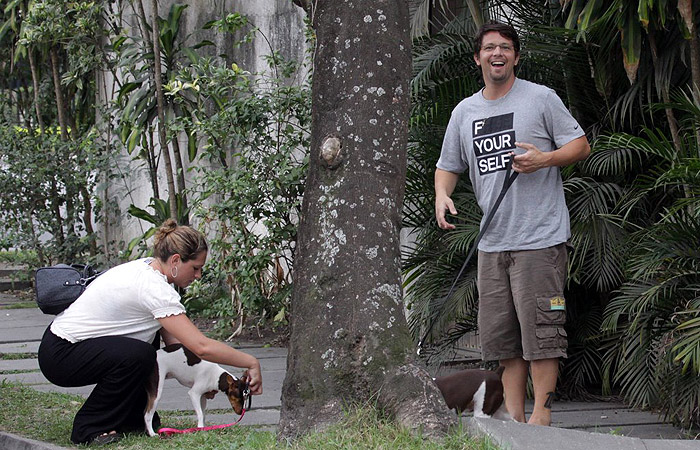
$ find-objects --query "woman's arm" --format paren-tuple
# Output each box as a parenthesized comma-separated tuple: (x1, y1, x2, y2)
(158, 313, 262, 394)
(159, 327, 180, 346)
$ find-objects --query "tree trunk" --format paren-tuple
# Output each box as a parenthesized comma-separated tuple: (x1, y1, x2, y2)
(136, 0, 152, 49)
(691, 33, 700, 157)
(146, 125, 160, 198)
(80, 185, 97, 256)
(49, 180, 65, 249)
(150, 0, 178, 219)
(279, 0, 455, 440)
(678, 0, 700, 156)
(170, 135, 189, 224)
(647, 32, 681, 154)
(49, 46, 70, 141)
(27, 50, 45, 133)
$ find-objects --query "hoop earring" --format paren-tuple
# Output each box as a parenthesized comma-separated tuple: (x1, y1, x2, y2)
(171, 265, 178, 278)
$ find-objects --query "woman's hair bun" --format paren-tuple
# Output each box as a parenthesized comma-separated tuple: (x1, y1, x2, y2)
(152, 219, 208, 262)
(154, 218, 178, 246)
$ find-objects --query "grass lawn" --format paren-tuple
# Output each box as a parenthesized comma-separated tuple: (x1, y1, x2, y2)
(0, 380, 500, 449)
(0, 295, 500, 448)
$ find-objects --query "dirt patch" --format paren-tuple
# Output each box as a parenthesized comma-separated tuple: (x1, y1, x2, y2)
(192, 316, 289, 348)
(0, 288, 36, 307)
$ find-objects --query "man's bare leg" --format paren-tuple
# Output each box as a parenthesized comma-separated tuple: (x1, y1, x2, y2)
(528, 358, 559, 426)
(500, 358, 529, 422)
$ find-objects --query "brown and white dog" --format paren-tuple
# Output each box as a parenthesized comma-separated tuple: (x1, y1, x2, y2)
(144, 343, 249, 436)
(434, 366, 512, 420)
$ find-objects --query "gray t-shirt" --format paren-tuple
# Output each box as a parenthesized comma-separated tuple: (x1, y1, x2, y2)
(437, 78, 584, 252)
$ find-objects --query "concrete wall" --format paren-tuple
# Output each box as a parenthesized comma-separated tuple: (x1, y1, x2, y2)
(98, 1, 308, 259)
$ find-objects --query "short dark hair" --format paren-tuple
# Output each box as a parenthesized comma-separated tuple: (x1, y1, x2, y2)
(474, 21, 520, 56)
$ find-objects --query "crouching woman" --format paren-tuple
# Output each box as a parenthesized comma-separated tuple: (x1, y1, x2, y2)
(38, 219, 262, 445)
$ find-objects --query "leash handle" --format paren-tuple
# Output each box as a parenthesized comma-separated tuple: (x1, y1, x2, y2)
(418, 162, 518, 355)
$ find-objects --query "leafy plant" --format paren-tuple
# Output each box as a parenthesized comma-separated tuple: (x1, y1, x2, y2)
(0, 126, 107, 266)
(597, 90, 700, 427)
(114, 3, 212, 220)
(403, 6, 700, 430)
(124, 195, 191, 258)
(162, 14, 311, 336)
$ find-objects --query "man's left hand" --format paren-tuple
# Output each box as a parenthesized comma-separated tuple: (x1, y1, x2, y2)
(512, 142, 552, 173)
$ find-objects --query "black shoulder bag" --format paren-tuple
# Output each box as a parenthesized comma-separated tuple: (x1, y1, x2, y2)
(34, 264, 102, 314)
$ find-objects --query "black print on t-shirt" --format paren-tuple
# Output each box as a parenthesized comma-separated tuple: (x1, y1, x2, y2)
(472, 112, 516, 176)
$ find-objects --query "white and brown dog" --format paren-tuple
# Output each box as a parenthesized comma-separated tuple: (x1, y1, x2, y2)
(434, 366, 512, 420)
(144, 343, 249, 436)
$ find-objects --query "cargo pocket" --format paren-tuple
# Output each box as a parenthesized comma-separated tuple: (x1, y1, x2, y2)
(535, 296, 566, 326)
(535, 296, 567, 351)
(535, 326, 568, 349)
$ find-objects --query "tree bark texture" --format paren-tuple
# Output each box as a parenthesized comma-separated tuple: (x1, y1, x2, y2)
(279, 0, 455, 439)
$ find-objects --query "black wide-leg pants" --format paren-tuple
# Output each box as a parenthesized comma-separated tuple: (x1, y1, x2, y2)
(38, 327, 160, 444)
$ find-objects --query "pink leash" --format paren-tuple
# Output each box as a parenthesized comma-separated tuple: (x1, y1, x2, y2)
(158, 408, 247, 437)
(158, 385, 252, 438)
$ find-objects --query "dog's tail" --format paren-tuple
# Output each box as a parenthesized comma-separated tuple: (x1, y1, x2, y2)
(144, 361, 159, 413)
(495, 365, 505, 378)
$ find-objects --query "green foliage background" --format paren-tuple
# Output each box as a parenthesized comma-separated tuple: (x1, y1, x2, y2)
(405, 0, 700, 429)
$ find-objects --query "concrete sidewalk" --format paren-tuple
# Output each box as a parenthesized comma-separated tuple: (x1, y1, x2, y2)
(1, 306, 699, 449)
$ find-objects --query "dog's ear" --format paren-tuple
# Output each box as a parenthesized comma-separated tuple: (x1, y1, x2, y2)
(223, 374, 245, 415)
(218, 372, 232, 393)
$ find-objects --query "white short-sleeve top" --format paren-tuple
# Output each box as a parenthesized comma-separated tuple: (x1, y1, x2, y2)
(50, 258, 186, 344)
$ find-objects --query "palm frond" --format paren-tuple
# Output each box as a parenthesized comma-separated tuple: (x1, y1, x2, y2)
(672, 310, 700, 376)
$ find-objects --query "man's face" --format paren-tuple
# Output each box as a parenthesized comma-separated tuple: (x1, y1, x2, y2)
(474, 31, 520, 86)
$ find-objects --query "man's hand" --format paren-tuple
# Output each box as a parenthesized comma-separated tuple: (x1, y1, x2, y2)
(513, 136, 590, 172)
(512, 142, 552, 173)
(435, 169, 460, 230)
(435, 195, 457, 230)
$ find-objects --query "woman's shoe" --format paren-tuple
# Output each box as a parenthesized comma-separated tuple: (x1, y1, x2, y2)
(90, 432, 123, 446)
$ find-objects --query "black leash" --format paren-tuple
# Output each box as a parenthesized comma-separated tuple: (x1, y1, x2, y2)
(417, 159, 519, 355)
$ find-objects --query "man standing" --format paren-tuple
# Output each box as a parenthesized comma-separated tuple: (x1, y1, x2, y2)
(434, 22, 590, 425)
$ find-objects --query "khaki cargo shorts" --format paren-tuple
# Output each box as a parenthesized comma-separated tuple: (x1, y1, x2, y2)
(477, 243, 568, 362)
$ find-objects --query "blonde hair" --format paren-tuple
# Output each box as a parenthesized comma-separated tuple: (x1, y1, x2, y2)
(153, 219, 208, 262)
